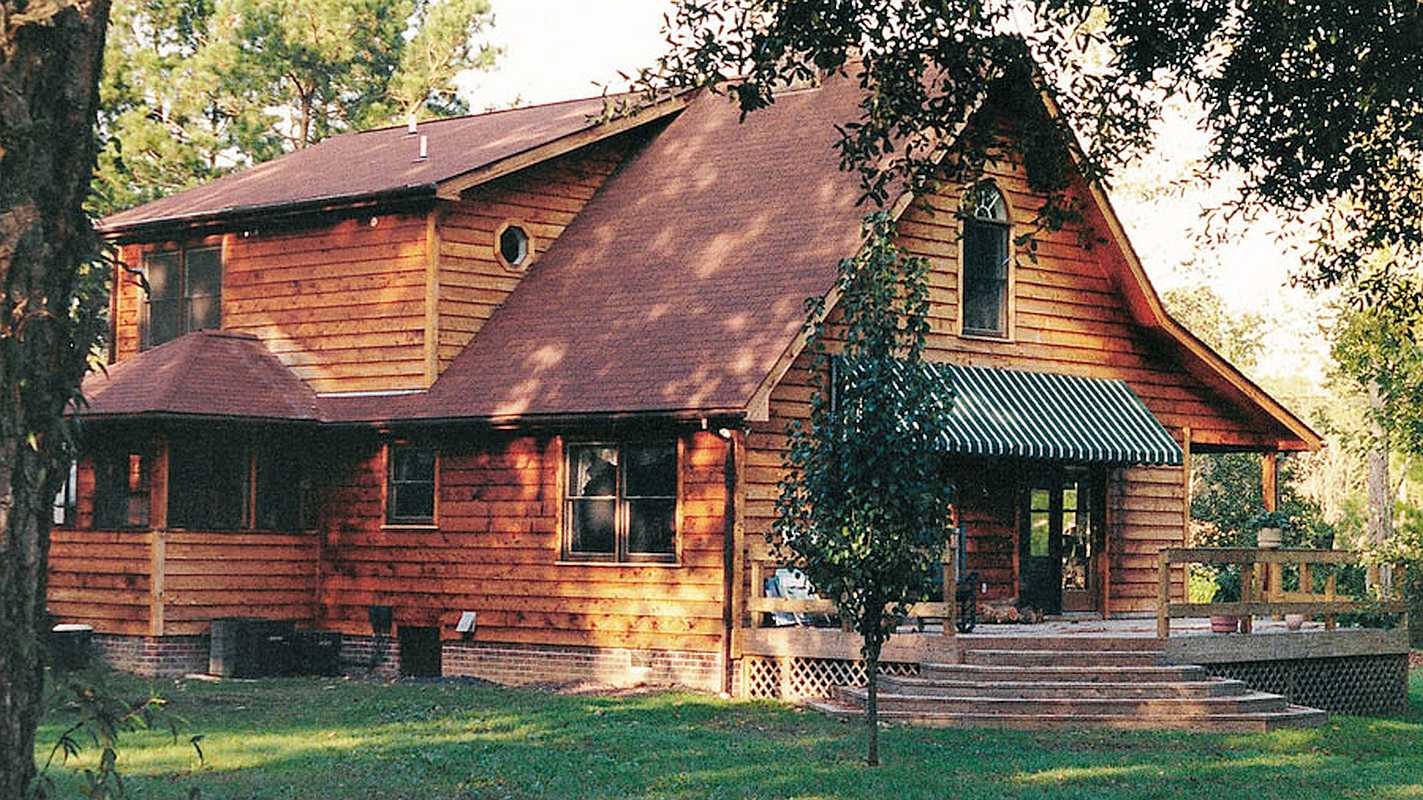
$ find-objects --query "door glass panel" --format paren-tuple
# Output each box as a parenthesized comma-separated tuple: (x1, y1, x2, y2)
(1062, 481, 1091, 592)
(1029, 510, 1050, 557)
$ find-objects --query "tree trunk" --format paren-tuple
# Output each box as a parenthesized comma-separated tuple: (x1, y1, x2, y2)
(865, 650, 879, 767)
(0, 3, 111, 797)
(1366, 380, 1394, 595)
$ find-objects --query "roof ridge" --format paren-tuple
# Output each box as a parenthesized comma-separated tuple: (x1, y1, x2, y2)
(354, 90, 634, 136)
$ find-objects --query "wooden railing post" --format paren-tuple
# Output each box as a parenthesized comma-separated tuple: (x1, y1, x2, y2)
(943, 535, 955, 637)
(748, 546, 764, 630)
(1324, 573, 1337, 630)
(1156, 550, 1171, 639)
(1240, 560, 1255, 634)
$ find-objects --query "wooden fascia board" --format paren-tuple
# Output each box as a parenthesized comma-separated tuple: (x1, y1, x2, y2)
(1034, 88, 1323, 452)
(434, 94, 690, 201)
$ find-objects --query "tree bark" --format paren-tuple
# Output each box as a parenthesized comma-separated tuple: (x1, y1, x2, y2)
(0, 2, 111, 797)
(865, 650, 879, 767)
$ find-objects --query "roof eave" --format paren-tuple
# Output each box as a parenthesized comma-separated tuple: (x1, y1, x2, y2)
(1032, 84, 1323, 453)
(98, 184, 440, 242)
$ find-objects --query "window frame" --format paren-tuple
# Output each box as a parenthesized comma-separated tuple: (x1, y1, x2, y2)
(141, 243, 224, 349)
(91, 447, 153, 530)
(383, 443, 439, 527)
(957, 181, 1014, 341)
(493, 220, 535, 272)
(52, 461, 78, 528)
(560, 439, 681, 565)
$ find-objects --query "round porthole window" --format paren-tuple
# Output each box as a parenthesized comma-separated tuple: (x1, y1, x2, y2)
(496, 223, 530, 269)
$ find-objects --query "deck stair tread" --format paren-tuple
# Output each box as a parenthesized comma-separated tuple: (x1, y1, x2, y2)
(805, 698, 1329, 732)
(956, 636, 1164, 652)
(962, 649, 1165, 667)
(876, 675, 1249, 699)
(834, 687, 1288, 715)
(922, 663, 1205, 682)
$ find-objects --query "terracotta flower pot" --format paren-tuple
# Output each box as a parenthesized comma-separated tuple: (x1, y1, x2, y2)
(1210, 615, 1239, 634)
(1285, 613, 1306, 631)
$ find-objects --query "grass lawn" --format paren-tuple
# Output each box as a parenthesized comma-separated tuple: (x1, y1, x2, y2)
(34, 669, 1423, 799)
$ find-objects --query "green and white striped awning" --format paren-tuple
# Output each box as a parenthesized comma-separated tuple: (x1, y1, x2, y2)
(937, 363, 1182, 465)
(834, 358, 1182, 466)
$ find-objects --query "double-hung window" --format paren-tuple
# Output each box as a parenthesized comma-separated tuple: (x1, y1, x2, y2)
(386, 445, 437, 525)
(143, 245, 222, 348)
(961, 182, 1011, 339)
(565, 442, 677, 562)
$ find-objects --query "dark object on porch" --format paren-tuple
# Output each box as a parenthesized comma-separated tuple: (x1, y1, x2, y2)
(956, 572, 979, 633)
(979, 598, 1045, 625)
(398, 626, 442, 677)
(209, 617, 295, 678)
(291, 630, 343, 677)
(48, 624, 93, 671)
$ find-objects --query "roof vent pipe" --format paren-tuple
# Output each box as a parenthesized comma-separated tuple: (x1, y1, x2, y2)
(417, 134, 428, 161)
(407, 113, 417, 135)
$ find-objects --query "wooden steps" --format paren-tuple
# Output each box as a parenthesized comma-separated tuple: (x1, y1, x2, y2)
(807, 641, 1329, 732)
(962, 648, 1166, 667)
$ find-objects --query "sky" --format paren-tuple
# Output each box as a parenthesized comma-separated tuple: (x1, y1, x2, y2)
(457, 0, 1329, 388)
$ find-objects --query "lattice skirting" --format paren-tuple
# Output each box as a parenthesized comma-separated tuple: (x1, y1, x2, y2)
(739, 656, 919, 700)
(1204, 654, 1409, 716)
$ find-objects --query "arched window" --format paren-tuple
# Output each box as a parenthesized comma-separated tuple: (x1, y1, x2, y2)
(961, 182, 1011, 338)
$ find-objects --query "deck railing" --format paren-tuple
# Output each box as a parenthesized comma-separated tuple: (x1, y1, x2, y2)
(1155, 547, 1408, 638)
(745, 537, 956, 635)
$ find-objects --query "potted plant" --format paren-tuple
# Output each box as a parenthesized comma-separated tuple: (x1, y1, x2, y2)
(1210, 565, 1242, 633)
(1251, 510, 1291, 550)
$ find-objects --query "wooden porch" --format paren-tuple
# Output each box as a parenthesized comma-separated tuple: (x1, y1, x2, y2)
(730, 536, 1409, 696)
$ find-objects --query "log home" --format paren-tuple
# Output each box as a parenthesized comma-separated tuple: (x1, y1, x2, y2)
(53, 71, 1407, 723)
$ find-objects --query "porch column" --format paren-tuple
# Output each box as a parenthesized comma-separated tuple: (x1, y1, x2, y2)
(1262, 452, 1282, 614)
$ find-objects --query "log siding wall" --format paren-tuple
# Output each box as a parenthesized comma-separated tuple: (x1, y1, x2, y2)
(744, 142, 1266, 615)
(434, 137, 634, 373)
(317, 429, 728, 654)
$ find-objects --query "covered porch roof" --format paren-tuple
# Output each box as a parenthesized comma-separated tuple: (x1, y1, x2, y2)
(838, 358, 1184, 467)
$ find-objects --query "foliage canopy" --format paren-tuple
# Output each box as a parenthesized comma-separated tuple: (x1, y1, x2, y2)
(640, 0, 1423, 315)
(95, 0, 500, 214)
(773, 212, 957, 765)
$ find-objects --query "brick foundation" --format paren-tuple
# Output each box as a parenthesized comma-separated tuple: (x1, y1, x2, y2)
(93, 634, 210, 677)
(340, 634, 401, 678)
(441, 640, 723, 692)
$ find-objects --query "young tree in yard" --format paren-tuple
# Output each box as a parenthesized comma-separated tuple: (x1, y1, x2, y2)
(1, 2, 113, 796)
(94, 0, 500, 213)
(774, 212, 956, 767)
(642, 1, 1423, 317)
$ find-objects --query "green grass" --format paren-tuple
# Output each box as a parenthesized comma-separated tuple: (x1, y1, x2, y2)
(34, 669, 1423, 799)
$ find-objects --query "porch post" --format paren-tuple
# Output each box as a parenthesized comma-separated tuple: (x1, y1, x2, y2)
(1262, 452, 1283, 612)
(1180, 427, 1192, 547)
(1261, 452, 1278, 512)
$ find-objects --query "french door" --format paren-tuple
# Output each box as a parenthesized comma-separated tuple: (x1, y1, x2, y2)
(1019, 469, 1104, 614)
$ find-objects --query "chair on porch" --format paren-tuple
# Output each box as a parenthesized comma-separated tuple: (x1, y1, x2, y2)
(762, 568, 837, 628)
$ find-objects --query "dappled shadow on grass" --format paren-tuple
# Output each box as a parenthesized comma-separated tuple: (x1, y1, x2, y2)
(35, 672, 1423, 800)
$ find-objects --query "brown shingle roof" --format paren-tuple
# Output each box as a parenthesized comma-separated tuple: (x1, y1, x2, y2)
(80, 331, 321, 421)
(408, 78, 870, 421)
(100, 94, 630, 233)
